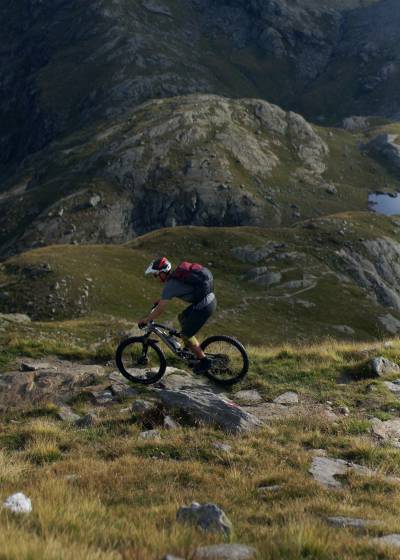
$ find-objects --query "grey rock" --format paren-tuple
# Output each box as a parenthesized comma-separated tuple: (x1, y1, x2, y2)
(57, 406, 81, 423)
(371, 418, 400, 446)
(212, 442, 232, 453)
(3, 493, 32, 514)
(89, 194, 101, 208)
(342, 116, 369, 131)
(379, 314, 400, 334)
(110, 382, 137, 399)
(161, 556, 185, 560)
(193, 543, 256, 559)
(368, 356, 400, 377)
(232, 244, 276, 264)
(154, 384, 262, 434)
(335, 238, 400, 312)
(367, 134, 400, 171)
(139, 429, 161, 440)
(163, 415, 179, 430)
(131, 399, 157, 415)
(310, 455, 400, 489)
(373, 534, 400, 548)
(333, 325, 355, 335)
(234, 390, 263, 405)
(337, 405, 350, 416)
(326, 516, 380, 530)
(0, 313, 31, 324)
(273, 392, 299, 405)
(20, 360, 54, 372)
(384, 380, 400, 396)
(176, 502, 232, 536)
(0, 358, 107, 410)
(75, 412, 98, 428)
(257, 485, 281, 493)
(142, 0, 172, 17)
(90, 389, 114, 405)
(241, 402, 299, 422)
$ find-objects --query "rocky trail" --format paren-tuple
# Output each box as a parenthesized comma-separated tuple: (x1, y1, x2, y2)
(4, 352, 400, 557)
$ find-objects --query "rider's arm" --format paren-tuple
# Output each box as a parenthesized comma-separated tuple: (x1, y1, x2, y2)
(140, 299, 169, 324)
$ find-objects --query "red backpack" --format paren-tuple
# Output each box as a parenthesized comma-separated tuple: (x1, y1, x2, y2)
(170, 261, 214, 303)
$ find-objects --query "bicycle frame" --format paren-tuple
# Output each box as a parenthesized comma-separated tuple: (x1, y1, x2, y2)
(141, 322, 189, 359)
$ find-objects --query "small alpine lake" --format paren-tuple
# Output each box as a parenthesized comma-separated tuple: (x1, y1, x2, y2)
(368, 192, 400, 216)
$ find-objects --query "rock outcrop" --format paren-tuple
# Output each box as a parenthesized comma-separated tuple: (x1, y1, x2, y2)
(0, 94, 330, 256)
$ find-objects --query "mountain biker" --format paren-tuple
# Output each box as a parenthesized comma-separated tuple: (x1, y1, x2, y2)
(138, 257, 217, 374)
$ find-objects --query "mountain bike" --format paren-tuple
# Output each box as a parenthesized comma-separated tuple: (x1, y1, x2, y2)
(115, 321, 249, 386)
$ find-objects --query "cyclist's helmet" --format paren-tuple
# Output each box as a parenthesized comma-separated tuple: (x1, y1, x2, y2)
(145, 257, 172, 276)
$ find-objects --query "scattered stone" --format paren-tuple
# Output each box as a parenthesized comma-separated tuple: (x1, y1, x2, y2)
(379, 314, 400, 335)
(384, 380, 400, 396)
(332, 325, 354, 335)
(371, 418, 400, 446)
(234, 390, 263, 405)
(139, 429, 161, 440)
(212, 442, 232, 453)
(273, 392, 299, 405)
(161, 555, 185, 560)
(325, 184, 337, 195)
(326, 516, 380, 530)
(311, 449, 328, 457)
(342, 116, 369, 131)
(89, 389, 114, 405)
(3, 493, 32, 514)
(373, 534, 400, 548)
(367, 134, 400, 172)
(176, 502, 232, 536)
(20, 360, 54, 372)
(310, 455, 400, 489)
(142, 0, 172, 17)
(0, 313, 31, 324)
(110, 383, 137, 399)
(368, 356, 400, 377)
(193, 543, 256, 559)
(89, 194, 101, 208)
(57, 406, 81, 423)
(241, 402, 299, 422)
(337, 405, 350, 416)
(257, 485, 281, 493)
(75, 412, 98, 428)
(131, 399, 157, 415)
(163, 415, 179, 430)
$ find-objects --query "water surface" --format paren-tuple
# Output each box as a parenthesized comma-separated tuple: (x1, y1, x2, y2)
(368, 192, 400, 216)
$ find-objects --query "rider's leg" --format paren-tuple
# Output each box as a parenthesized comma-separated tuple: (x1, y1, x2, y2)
(179, 301, 217, 373)
(182, 335, 205, 359)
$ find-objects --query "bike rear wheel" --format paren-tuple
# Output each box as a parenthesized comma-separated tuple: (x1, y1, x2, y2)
(115, 337, 166, 384)
(200, 335, 249, 386)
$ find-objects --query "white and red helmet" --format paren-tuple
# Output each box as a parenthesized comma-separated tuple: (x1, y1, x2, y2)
(145, 256, 172, 276)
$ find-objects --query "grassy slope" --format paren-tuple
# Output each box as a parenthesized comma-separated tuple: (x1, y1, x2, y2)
(1, 213, 400, 344)
(2, 328, 400, 558)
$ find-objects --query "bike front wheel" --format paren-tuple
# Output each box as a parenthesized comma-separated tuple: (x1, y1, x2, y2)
(201, 335, 249, 386)
(115, 337, 166, 384)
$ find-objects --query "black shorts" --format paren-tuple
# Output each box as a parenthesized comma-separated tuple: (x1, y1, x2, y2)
(178, 298, 217, 339)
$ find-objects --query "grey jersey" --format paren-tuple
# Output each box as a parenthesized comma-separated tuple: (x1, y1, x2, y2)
(161, 278, 215, 309)
(161, 279, 196, 303)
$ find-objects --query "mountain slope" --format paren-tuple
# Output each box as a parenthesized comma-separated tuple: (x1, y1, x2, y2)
(1, 93, 400, 258)
(2, 0, 400, 175)
(2, 214, 400, 344)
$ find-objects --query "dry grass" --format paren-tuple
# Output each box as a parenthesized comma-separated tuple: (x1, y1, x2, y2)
(1, 336, 400, 557)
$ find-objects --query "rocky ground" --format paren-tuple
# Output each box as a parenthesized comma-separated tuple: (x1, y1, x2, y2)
(3, 334, 400, 558)
(1, 93, 400, 257)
